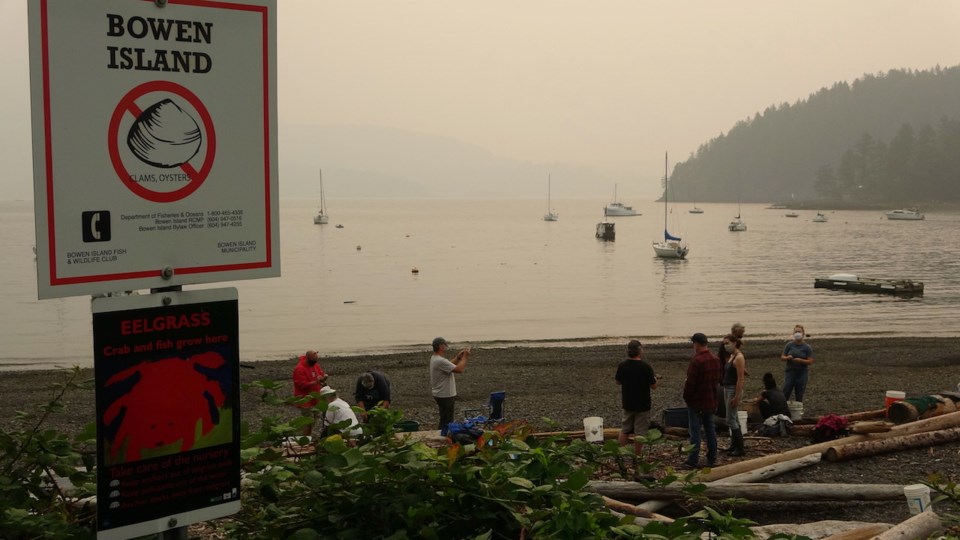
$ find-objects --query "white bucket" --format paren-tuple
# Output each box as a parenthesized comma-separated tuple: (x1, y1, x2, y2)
(583, 416, 603, 442)
(787, 401, 804, 421)
(903, 484, 931, 515)
(737, 410, 748, 429)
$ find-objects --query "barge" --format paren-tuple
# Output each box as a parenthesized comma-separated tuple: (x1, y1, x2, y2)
(814, 274, 923, 296)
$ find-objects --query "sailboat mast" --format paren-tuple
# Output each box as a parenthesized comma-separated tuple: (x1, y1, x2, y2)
(663, 152, 668, 234)
(319, 168, 325, 214)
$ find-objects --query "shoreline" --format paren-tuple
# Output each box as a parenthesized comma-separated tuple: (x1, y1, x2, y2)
(3, 332, 958, 373)
(3, 336, 958, 435)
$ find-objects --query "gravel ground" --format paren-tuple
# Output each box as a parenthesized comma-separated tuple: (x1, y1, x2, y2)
(2, 337, 959, 528)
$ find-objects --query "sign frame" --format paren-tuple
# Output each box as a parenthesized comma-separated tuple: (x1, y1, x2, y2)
(29, 0, 279, 299)
(92, 288, 241, 539)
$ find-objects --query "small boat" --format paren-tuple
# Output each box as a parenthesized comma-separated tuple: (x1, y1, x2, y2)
(812, 212, 828, 223)
(335, 224, 344, 229)
(595, 221, 615, 241)
(604, 184, 638, 216)
(767, 204, 787, 209)
(543, 174, 558, 221)
(313, 168, 330, 225)
(653, 152, 689, 259)
(728, 200, 747, 231)
(885, 207, 924, 220)
(689, 205, 704, 214)
(785, 212, 799, 218)
(814, 274, 923, 296)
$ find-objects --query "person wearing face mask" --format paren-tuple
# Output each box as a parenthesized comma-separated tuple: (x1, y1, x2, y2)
(781, 325, 814, 403)
(716, 323, 745, 419)
(721, 334, 747, 456)
(293, 349, 329, 436)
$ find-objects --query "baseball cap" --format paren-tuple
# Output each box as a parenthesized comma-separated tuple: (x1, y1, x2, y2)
(432, 337, 448, 349)
(690, 332, 709, 345)
(319, 386, 337, 397)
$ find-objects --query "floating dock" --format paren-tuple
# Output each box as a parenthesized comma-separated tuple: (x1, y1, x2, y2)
(814, 274, 923, 296)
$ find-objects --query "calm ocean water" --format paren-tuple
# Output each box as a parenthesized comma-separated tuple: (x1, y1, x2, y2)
(2, 198, 958, 370)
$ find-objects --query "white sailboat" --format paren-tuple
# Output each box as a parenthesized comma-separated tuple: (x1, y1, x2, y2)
(728, 200, 747, 231)
(653, 152, 689, 259)
(313, 168, 329, 225)
(543, 174, 558, 221)
(812, 211, 828, 223)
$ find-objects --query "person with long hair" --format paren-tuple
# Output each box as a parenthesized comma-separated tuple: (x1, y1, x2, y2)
(720, 334, 746, 456)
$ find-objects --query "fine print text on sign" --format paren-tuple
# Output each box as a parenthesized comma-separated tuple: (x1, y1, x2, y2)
(29, 0, 278, 299)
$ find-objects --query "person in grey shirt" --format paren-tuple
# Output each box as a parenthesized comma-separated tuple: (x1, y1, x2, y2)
(429, 337, 470, 432)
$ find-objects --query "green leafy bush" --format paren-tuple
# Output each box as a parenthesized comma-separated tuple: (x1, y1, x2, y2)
(0, 367, 96, 539)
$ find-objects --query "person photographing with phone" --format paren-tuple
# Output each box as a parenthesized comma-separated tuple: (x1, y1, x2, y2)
(429, 337, 471, 433)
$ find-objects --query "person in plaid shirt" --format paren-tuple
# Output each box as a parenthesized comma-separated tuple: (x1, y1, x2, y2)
(682, 333, 723, 468)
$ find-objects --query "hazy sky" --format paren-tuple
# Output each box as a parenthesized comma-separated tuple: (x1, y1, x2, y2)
(3, 1, 960, 200)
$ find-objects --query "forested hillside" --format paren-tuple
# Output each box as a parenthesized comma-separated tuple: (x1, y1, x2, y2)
(670, 65, 960, 204)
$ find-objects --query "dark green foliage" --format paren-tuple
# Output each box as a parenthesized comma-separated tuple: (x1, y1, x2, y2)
(0, 367, 96, 539)
(668, 65, 960, 204)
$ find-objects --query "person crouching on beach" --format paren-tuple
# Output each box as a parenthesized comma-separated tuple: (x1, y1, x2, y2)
(292, 350, 329, 437)
(781, 324, 814, 403)
(615, 339, 659, 453)
(429, 337, 470, 433)
(683, 333, 723, 469)
(355, 370, 391, 422)
(757, 372, 790, 420)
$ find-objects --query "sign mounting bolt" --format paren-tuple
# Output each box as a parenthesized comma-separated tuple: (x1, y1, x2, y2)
(161, 266, 174, 280)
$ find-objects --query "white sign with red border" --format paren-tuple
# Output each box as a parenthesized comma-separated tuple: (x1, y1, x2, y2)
(29, 0, 278, 299)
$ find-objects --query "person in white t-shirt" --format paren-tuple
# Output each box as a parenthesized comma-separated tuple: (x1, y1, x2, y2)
(429, 337, 470, 432)
(318, 387, 362, 438)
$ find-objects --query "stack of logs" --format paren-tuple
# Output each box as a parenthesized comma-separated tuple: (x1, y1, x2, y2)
(538, 394, 960, 539)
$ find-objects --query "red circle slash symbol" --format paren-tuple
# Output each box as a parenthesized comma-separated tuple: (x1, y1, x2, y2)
(108, 81, 216, 203)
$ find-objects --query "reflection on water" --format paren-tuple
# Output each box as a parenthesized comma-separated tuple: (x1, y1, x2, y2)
(2, 199, 958, 369)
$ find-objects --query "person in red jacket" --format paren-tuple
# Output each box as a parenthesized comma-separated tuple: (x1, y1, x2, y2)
(293, 350, 328, 436)
(682, 333, 723, 469)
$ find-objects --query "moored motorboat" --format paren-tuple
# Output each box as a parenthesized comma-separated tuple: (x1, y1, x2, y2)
(604, 184, 638, 216)
(885, 207, 924, 220)
(595, 221, 615, 241)
(785, 212, 799, 218)
(814, 274, 923, 296)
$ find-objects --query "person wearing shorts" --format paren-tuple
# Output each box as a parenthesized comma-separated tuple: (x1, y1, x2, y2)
(615, 339, 659, 453)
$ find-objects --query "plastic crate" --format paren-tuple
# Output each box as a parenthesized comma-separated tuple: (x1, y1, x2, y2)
(662, 407, 688, 428)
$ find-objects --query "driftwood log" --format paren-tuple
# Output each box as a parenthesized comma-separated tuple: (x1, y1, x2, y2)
(751, 521, 891, 540)
(887, 395, 956, 424)
(601, 496, 673, 522)
(817, 523, 892, 540)
(701, 410, 960, 482)
(825, 426, 960, 462)
(871, 509, 942, 540)
(636, 452, 821, 513)
(589, 481, 905, 502)
(849, 421, 894, 434)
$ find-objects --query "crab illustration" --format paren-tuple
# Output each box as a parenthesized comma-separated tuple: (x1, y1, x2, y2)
(102, 351, 227, 463)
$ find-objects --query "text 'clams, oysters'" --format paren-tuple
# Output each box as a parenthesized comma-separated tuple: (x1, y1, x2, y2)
(127, 99, 202, 168)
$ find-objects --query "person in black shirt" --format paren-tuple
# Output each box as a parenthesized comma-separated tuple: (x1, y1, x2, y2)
(354, 370, 391, 422)
(757, 372, 790, 420)
(615, 340, 659, 453)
